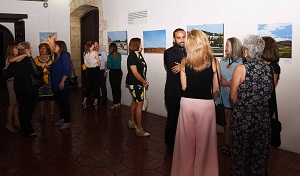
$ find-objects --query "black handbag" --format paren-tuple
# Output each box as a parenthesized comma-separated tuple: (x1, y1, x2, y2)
(29, 58, 44, 88)
(213, 58, 226, 126)
(270, 76, 281, 148)
(64, 61, 78, 88)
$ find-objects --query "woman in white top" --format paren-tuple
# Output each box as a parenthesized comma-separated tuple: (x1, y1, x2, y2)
(82, 41, 101, 109)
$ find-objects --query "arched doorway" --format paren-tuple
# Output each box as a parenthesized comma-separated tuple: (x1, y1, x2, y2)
(80, 8, 99, 88)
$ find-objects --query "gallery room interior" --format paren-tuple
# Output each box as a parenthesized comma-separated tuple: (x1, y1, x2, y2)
(0, 0, 299, 175)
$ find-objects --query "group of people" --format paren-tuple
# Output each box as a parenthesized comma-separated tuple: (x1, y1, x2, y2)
(2, 28, 281, 175)
(81, 41, 123, 110)
(163, 28, 280, 176)
(4, 40, 72, 136)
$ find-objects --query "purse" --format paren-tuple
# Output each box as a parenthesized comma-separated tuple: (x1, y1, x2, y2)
(62, 55, 78, 88)
(29, 58, 44, 88)
(270, 72, 281, 148)
(82, 63, 87, 70)
(213, 58, 226, 126)
(142, 86, 148, 111)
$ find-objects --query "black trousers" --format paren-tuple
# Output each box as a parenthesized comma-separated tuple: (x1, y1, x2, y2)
(164, 95, 181, 148)
(109, 69, 123, 104)
(54, 90, 71, 123)
(16, 91, 38, 136)
(84, 67, 101, 99)
(100, 70, 107, 101)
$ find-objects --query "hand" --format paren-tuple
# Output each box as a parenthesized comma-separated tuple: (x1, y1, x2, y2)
(41, 62, 48, 68)
(143, 81, 149, 90)
(220, 77, 229, 87)
(59, 81, 65, 90)
(104, 71, 108, 77)
(171, 62, 181, 74)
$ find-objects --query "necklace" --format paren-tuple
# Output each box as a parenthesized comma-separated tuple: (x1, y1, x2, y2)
(226, 57, 233, 68)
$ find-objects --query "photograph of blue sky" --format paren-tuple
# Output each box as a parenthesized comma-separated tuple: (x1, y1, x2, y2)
(143, 29, 166, 48)
(108, 31, 127, 42)
(258, 23, 292, 42)
(40, 32, 56, 43)
(187, 24, 223, 34)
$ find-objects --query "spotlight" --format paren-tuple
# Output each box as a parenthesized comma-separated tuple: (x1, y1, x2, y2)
(43, 2, 48, 8)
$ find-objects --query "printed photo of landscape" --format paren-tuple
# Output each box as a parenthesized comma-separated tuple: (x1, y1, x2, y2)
(108, 31, 128, 55)
(187, 24, 224, 57)
(143, 29, 166, 54)
(258, 23, 292, 58)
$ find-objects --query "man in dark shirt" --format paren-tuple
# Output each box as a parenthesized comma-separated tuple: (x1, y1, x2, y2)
(164, 28, 186, 155)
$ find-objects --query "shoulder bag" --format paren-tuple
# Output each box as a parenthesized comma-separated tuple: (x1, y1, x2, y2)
(213, 58, 226, 126)
(270, 68, 282, 148)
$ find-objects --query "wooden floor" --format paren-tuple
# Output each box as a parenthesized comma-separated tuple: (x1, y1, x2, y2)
(0, 88, 299, 176)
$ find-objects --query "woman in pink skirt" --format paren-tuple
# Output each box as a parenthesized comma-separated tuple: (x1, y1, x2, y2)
(171, 29, 220, 176)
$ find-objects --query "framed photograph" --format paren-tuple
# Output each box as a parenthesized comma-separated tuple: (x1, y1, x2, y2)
(108, 31, 128, 55)
(39, 32, 57, 50)
(258, 23, 292, 58)
(143, 29, 166, 54)
(187, 24, 224, 57)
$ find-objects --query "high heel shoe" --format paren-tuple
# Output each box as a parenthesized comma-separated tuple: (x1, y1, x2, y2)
(82, 102, 87, 110)
(49, 115, 54, 122)
(37, 115, 45, 122)
(110, 104, 118, 110)
(94, 103, 98, 110)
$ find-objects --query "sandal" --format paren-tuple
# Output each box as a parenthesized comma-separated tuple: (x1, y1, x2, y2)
(222, 144, 230, 155)
(37, 115, 45, 122)
(49, 115, 54, 122)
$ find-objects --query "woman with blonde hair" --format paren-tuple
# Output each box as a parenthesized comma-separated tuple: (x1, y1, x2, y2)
(4, 43, 27, 132)
(5, 42, 46, 137)
(171, 29, 220, 176)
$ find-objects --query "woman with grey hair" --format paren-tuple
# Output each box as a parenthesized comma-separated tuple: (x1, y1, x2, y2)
(216, 37, 243, 155)
(230, 35, 273, 175)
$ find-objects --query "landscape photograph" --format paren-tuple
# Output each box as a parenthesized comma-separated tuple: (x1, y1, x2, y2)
(107, 31, 128, 55)
(258, 23, 292, 58)
(187, 23, 224, 57)
(143, 29, 166, 54)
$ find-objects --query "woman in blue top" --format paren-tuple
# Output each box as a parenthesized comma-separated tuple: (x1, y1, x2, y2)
(107, 43, 123, 110)
(216, 37, 243, 155)
(50, 40, 72, 130)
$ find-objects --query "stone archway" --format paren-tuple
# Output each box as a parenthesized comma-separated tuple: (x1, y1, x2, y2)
(69, 0, 106, 87)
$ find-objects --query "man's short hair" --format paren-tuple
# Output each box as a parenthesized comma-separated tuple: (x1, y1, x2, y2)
(173, 28, 185, 38)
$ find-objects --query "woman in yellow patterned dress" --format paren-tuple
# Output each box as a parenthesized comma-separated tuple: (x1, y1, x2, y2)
(33, 43, 55, 122)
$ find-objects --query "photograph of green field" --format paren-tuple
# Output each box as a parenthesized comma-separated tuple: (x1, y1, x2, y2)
(258, 23, 292, 58)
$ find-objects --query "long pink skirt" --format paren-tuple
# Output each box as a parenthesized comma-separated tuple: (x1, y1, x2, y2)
(171, 98, 219, 176)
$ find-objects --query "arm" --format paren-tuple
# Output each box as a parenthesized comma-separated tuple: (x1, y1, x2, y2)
(274, 73, 279, 87)
(8, 54, 27, 63)
(180, 59, 186, 91)
(130, 65, 148, 87)
(60, 52, 72, 89)
(164, 50, 180, 74)
(212, 58, 220, 96)
(230, 65, 246, 105)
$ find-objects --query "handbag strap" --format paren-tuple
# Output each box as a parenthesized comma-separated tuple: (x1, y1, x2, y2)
(212, 58, 223, 104)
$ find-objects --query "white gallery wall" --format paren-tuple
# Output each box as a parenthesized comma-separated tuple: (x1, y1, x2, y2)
(102, 0, 300, 154)
(0, 0, 70, 58)
(0, 0, 299, 154)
